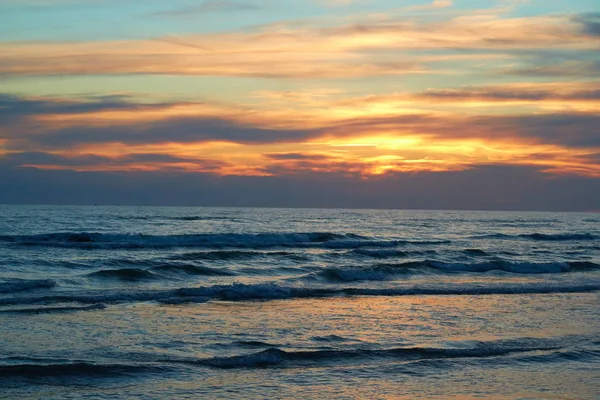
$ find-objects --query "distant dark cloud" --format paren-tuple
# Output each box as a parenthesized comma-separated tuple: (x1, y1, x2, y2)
(327, 112, 600, 148)
(1, 164, 598, 211)
(0, 151, 113, 167)
(0, 93, 151, 125)
(473, 114, 600, 148)
(573, 13, 600, 36)
(0, 151, 231, 171)
(0, 94, 321, 149)
(10, 118, 319, 149)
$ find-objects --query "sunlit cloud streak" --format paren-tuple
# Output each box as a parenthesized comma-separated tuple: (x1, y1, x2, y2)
(1, 91, 599, 177)
(0, 12, 598, 78)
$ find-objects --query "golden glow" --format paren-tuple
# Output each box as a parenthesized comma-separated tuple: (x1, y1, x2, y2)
(18, 126, 598, 178)
(6, 76, 598, 178)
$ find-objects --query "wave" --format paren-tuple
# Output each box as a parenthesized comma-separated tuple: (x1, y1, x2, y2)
(525, 233, 598, 241)
(0, 303, 106, 314)
(510, 348, 600, 365)
(170, 250, 305, 262)
(0, 362, 164, 378)
(0, 279, 56, 294)
(310, 265, 418, 282)
(351, 249, 409, 258)
(86, 268, 161, 281)
(170, 216, 236, 221)
(157, 296, 211, 305)
(0, 232, 408, 250)
(233, 340, 279, 348)
(567, 261, 600, 270)
(50, 257, 236, 274)
(346, 249, 440, 260)
(425, 260, 579, 274)
(475, 233, 598, 241)
(150, 264, 235, 276)
(309, 260, 600, 282)
(463, 249, 490, 256)
(311, 335, 356, 343)
(198, 337, 569, 369)
(1, 281, 598, 307)
(0, 232, 456, 251)
(2, 340, 594, 377)
(115, 215, 235, 222)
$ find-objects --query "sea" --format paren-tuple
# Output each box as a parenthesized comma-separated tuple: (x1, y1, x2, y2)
(0, 205, 599, 399)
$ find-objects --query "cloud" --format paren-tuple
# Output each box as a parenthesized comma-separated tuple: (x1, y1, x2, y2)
(340, 82, 600, 109)
(1, 91, 599, 177)
(1, 151, 115, 167)
(0, 13, 598, 79)
(0, 150, 232, 172)
(1, 90, 599, 179)
(573, 13, 600, 36)
(489, 113, 600, 148)
(502, 60, 600, 77)
(2, 116, 320, 149)
(263, 152, 332, 161)
(0, 93, 156, 125)
(325, 111, 600, 149)
(0, 94, 323, 149)
(419, 85, 600, 102)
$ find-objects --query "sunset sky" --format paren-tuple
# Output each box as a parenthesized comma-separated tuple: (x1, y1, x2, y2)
(1, 0, 599, 210)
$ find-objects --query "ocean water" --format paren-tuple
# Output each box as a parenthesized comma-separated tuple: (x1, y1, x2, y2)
(0, 205, 599, 399)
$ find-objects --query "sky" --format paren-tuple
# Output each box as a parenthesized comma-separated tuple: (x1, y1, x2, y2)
(1, 0, 599, 210)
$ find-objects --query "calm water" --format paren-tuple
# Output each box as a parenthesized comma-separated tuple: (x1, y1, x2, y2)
(0, 205, 599, 399)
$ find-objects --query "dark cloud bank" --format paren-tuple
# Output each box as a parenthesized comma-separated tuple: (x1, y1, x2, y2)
(1, 164, 598, 211)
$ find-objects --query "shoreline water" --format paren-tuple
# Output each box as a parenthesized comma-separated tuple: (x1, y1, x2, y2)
(1, 206, 599, 399)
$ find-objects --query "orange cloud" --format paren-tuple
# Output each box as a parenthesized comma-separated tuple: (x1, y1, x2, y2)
(3, 78, 600, 178)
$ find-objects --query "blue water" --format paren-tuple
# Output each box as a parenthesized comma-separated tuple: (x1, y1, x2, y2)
(1, 205, 599, 399)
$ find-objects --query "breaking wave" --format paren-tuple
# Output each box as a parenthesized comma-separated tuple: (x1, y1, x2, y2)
(197, 336, 575, 369)
(310, 260, 600, 281)
(1, 281, 598, 308)
(2, 337, 596, 378)
(475, 233, 599, 241)
(0, 232, 404, 250)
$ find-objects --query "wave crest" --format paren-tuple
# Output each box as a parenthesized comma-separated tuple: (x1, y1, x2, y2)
(309, 260, 599, 282)
(475, 233, 598, 241)
(0, 279, 56, 294)
(201, 336, 571, 369)
(1, 281, 599, 308)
